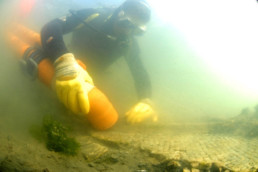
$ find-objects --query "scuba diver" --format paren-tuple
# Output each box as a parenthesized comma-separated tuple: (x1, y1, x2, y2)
(38, 0, 157, 124)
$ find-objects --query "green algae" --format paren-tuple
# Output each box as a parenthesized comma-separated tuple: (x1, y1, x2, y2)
(30, 115, 80, 156)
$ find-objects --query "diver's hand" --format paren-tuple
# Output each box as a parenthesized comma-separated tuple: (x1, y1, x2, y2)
(126, 99, 158, 124)
(54, 53, 94, 115)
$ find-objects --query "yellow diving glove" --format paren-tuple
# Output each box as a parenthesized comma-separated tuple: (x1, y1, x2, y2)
(126, 99, 158, 124)
(54, 53, 94, 115)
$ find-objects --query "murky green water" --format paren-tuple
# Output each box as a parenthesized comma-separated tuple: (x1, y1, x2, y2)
(0, 0, 258, 171)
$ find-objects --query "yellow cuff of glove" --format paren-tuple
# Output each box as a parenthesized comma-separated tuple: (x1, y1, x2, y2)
(54, 53, 94, 115)
(126, 99, 158, 124)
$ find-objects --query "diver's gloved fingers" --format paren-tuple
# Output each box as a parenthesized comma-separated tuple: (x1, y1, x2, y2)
(60, 83, 70, 108)
(54, 53, 94, 115)
(134, 112, 147, 124)
(127, 111, 140, 124)
(128, 110, 157, 124)
(132, 113, 146, 124)
(135, 115, 144, 123)
(78, 84, 90, 115)
(56, 80, 64, 100)
(126, 99, 157, 124)
(125, 107, 135, 118)
(128, 113, 137, 124)
(140, 105, 150, 113)
(56, 80, 69, 106)
(134, 103, 143, 112)
(67, 83, 80, 114)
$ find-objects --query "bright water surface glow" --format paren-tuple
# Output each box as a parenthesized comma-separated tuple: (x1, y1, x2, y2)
(148, 0, 258, 97)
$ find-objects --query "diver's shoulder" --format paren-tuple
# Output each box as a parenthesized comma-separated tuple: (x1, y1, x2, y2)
(95, 7, 115, 16)
(74, 8, 114, 18)
(75, 8, 98, 16)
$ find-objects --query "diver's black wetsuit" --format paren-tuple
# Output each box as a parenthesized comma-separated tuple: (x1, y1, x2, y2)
(40, 8, 151, 100)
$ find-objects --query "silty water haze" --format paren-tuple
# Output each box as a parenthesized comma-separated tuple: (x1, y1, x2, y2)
(1, 0, 258, 127)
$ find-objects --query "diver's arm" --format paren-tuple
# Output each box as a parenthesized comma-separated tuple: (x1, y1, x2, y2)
(40, 9, 98, 118)
(40, 9, 97, 61)
(124, 39, 152, 100)
(124, 39, 157, 124)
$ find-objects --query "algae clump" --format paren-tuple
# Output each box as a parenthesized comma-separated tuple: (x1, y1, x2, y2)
(30, 115, 80, 155)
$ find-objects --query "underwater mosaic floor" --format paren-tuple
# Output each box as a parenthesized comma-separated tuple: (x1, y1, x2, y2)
(91, 124, 258, 171)
(1, 121, 258, 171)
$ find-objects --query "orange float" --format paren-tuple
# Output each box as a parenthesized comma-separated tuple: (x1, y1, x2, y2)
(6, 23, 118, 130)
